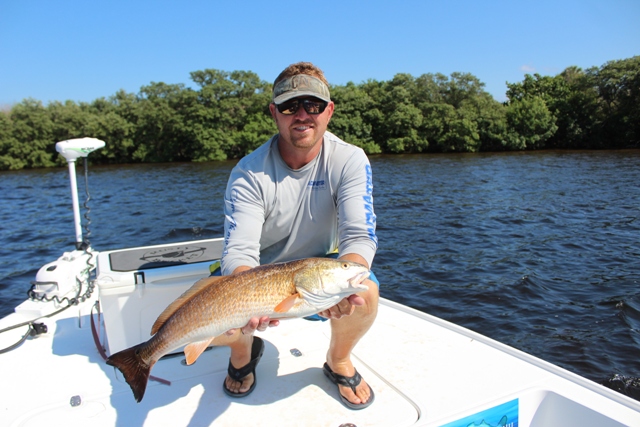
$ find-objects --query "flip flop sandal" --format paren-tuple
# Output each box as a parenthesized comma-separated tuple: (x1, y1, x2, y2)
(323, 362, 375, 410)
(223, 336, 265, 398)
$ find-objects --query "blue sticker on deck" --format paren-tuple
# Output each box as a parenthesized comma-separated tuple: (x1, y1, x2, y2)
(439, 398, 518, 427)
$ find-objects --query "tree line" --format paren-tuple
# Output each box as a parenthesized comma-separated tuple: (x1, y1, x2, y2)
(1, 56, 638, 170)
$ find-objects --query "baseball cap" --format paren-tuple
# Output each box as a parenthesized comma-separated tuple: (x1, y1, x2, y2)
(272, 74, 331, 105)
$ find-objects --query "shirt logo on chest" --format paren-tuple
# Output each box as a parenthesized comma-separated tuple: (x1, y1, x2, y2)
(307, 180, 327, 190)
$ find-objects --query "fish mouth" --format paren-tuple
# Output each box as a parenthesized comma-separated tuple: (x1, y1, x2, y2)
(348, 270, 370, 290)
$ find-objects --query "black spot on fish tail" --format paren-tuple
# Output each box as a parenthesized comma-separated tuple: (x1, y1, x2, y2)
(106, 343, 153, 403)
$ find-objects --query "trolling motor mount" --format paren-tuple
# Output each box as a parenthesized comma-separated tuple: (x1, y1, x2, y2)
(55, 138, 105, 249)
(28, 138, 106, 305)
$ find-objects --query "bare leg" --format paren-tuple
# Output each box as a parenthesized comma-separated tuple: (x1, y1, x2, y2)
(325, 279, 379, 405)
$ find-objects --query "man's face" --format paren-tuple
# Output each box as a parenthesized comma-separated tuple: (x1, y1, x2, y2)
(269, 96, 334, 149)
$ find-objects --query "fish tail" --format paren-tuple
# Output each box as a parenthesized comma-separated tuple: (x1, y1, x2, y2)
(106, 343, 153, 402)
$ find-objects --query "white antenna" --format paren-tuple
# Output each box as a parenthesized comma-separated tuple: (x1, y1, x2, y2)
(55, 138, 105, 248)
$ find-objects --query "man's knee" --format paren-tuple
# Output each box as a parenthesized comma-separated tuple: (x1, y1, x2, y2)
(359, 279, 379, 314)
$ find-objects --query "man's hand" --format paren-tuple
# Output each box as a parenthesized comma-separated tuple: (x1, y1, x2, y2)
(225, 316, 280, 336)
(317, 294, 365, 320)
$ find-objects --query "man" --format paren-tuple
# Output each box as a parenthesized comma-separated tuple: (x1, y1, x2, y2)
(214, 62, 379, 410)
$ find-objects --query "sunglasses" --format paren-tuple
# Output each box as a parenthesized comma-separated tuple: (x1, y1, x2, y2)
(275, 98, 328, 115)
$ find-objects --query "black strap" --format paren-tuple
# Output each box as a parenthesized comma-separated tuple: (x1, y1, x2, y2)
(332, 370, 362, 394)
(228, 337, 264, 380)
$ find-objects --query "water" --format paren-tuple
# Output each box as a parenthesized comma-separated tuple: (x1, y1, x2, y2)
(1, 150, 639, 398)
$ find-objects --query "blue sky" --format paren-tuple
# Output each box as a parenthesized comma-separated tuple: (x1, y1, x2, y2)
(1, 0, 638, 107)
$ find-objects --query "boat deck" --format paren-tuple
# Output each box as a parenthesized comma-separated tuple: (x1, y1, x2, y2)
(2, 295, 640, 426)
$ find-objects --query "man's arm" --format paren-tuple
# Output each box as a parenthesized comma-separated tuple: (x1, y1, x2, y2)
(221, 166, 265, 275)
(319, 149, 377, 320)
(335, 152, 377, 270)
(232, 266, 252, 274)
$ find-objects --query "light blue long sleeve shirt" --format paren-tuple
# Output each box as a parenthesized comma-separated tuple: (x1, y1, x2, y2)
(221, 131, 377, 275)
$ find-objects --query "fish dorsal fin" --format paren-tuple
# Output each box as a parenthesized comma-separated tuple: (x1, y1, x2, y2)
(184, 337, 215, 365)
(151, 276, 223, 335)
(274, 293, 301, 313)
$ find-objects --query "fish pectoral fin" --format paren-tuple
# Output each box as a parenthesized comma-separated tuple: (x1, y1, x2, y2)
(184, 337, 215, 365)
(274, 293, 301, 313)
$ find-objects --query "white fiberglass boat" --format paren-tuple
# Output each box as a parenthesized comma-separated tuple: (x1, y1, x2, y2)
(1, 139, 639, 427)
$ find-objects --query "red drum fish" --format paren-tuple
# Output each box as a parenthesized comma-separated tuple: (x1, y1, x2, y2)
(106, 258, 370, 402)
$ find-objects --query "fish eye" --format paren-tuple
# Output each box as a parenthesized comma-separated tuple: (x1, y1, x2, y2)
(341, 262, 349, 269)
